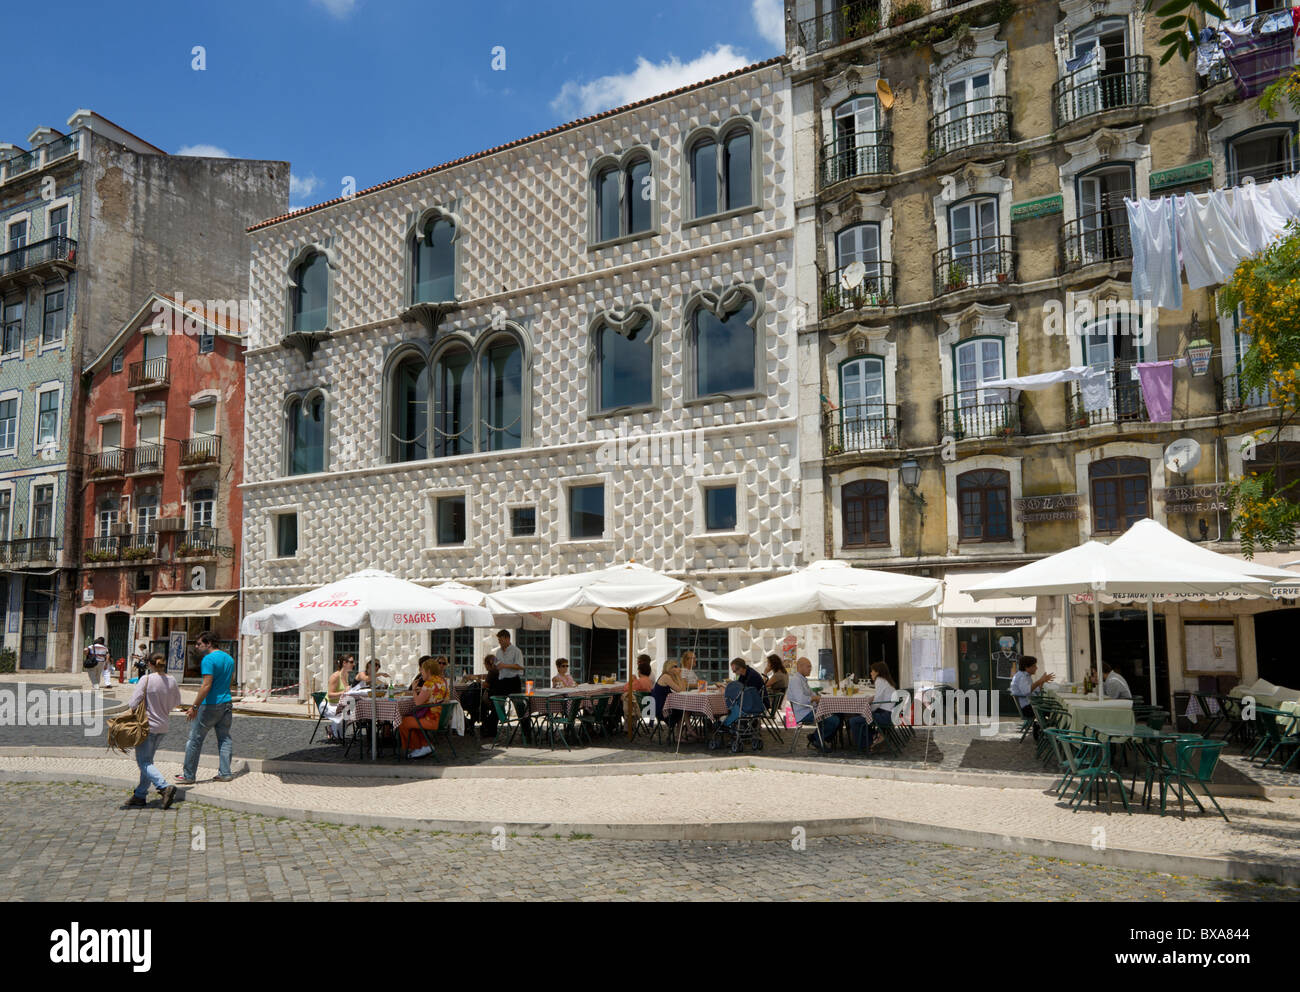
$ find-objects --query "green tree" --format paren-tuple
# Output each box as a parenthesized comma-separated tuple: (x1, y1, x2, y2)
(1148, 0, 1225, 65)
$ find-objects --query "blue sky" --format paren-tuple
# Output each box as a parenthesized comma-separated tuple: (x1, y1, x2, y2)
(2, 0, 784, 213)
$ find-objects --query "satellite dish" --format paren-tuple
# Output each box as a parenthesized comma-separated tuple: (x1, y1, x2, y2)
(876, 79, 895, 111)
(840, 261, 867, 291)
(1164, 438, 1202, 475)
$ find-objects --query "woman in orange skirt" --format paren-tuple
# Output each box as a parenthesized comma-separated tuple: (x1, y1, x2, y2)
(400, 657, 450, 758)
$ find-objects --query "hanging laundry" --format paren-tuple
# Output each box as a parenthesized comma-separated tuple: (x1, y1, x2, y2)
(1136, 361, 1175, 423)
(1127, 197, 1182, 310)
(987, 366, 1090, 395)
(1064, 48, 1097, 74)
(1231, 181, 1289, 254)
(1176, 191, 1252, 289)
(1080, 368, 1111, 413)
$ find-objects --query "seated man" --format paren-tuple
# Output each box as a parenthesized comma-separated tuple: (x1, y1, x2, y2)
(730, 658, 766, 693)
(458, 656, 500, 735)
(1102, 662, 1132, 701)
(788, 657, 842, 754)
(1009, 655, 1055, 741)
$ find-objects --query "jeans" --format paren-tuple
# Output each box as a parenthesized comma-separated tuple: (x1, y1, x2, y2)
(800, 711, 840, 748)
(86, 664, 102, 690)
(182, 702, 233, 779)
(134, 732, 169, 798)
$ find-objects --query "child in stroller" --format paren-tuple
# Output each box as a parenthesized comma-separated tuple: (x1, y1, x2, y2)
(709, 682, 766, 753)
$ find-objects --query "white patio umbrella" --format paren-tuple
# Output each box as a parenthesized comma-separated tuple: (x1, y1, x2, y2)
(1110, 520, 1298, 705)
(484, 562, 715, 739)
(242, 569, 494, 759)
(701, 559, 943, 682)
(966, 540, 1277, 702)
(429, 581, 550, 632)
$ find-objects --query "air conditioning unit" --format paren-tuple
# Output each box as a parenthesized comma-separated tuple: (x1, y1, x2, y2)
(155, 517, 185, 532)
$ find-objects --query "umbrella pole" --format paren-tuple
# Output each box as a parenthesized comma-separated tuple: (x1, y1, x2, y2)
(828, 611, 842, 684)
(1092, 599, 1104, 702)
(626, 610, 638, 741)
(368, 622, 377, 762)
(1146, 601, 1157, 708)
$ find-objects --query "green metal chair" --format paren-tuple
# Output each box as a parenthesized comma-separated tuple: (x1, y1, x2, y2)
(489, 695, 521, 749)
(507, 693, 541, 746)
(1149, 737, 1230, 821)
(1214, 694, 1254, 746)
(1044, 728, 1093, 799)
(1191, 692, 1225, 738)
(542, 695, 577, 751)
(1059, 735, 1131, 815)
(761, 690, 787, 744)
(577, 694, 611, 742)
(1253, 708, 1300, 770)
(1005, 692, 1033, 743)
(309, 691, 332, 745)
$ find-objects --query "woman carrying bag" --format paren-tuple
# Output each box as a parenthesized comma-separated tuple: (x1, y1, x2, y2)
(124, 654, 183, 809)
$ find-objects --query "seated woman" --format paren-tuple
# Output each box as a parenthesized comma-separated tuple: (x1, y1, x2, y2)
(865, 661, 898, 751)
(763, 654, 789, 696)
(679, 650, 700, 688)
(650, 660, 689, 737)
(551, 657, 577, 688)
(408, 656, 434, 691)
(631, 655, 654, 693)
(356, 659, 388, 691)
(399, 657, 451, 759)
(321, 656, 356, 741)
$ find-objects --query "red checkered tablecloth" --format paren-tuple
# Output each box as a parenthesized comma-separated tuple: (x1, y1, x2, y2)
(665, 690, 728, 717)
(350, 695, 465, 735)
(527, 685, 625, 714)
(814, 694, 876, 719)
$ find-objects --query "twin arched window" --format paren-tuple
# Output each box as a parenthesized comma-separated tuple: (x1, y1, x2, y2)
(412, 215, 456, 303)
(388, 333, 526, 463)
(594, 156, 653, 243)
(692, 294, 757, 397)
(290, 252, 329, 335)
(690, 126, 754, 220)
(286, 392, 326, 475)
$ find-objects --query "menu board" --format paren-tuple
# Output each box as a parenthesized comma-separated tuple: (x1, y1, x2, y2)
(911, 624, 942, 684)
(1184, 621, 1238, 675)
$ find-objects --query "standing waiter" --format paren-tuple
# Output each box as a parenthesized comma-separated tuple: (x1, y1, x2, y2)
(494, 630, 525, 694)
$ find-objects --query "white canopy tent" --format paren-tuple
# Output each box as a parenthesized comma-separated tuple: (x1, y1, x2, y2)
(484, 562, 716, 738)
(966, 536, 1279, 702)
(701, 560, 943, 682)
(242, 570, 494, 759)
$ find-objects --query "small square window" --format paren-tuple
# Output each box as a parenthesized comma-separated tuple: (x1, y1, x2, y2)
(436, 496, 466, 546)
(704, 485, 738, 532)
(110, 349, 124, 373)
(198, 333, 215, 354)
(134, 570, 152, 593)
(569, 484, 605, 540)
(511, 506, 536, 537)
(275, 513, 298, 558)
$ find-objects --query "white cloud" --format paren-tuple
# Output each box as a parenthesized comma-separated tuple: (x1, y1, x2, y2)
(176, 144, 230, 158)
(551, 45, 752, 119)
(752, 0, 785, 48)
(312, 0, 357, 17)
(289, 173, 320, 198)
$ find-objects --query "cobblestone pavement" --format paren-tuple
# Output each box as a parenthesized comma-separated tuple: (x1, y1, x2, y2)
(0, 781, 1290, 901)
(3, 708, 1291, 789)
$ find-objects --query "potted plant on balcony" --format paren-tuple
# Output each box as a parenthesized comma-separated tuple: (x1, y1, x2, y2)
(826, 441, 844, 456)
(996, 270, 1009, 284)
(123, 545, 154, 562)
(822, 289, 841, 316)
(946, 264, 967, 292)
(84, 548, 118, 564)
(176, 542, 209, 558)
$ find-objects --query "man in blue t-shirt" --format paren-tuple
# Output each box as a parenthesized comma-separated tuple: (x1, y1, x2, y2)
(177, 632, 236, 785)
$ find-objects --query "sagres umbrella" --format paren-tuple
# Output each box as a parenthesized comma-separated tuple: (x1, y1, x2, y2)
(429, 581, 551, 631)
(484, 563, 715, 739)
(242, 570, 493, 759)
(702, 560, 942, 682)
(1110, 520, 1297, 706)
(966, 540, 1276, 702)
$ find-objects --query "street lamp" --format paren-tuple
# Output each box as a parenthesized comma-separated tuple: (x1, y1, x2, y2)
(900, 458, 921, 491)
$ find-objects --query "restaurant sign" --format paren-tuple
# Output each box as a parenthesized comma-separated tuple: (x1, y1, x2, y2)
(1154, 483, 1228, 513)
(1150, 159, 1212, 192)
(1014, 494, 1083, 522)
(1010, 195, 1063, 223)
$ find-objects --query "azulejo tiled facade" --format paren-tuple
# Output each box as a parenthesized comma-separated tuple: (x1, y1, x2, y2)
(241, 60, 825, 693)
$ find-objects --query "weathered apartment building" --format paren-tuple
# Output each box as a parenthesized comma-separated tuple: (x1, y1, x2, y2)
(0, 110, 286, 670)
(239, 59, 807, 696)
(788, 0, 1299, 712)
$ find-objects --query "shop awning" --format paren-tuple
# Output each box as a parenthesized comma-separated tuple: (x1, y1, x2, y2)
(135, 593, 236, 619)
(941, 571, 1037, 628)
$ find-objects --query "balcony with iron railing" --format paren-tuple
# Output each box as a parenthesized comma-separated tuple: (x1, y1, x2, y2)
(820, 261, 898, 317)
(82, 536, 122, 564)
(120, 532, 159, 561)
(128, 357, 170, 390)
(4, 537, 57, 564)
(0, 132, 79, 184)
(933, 237, 1016, 296)
(939, 392, 1021, 441)
(86, 448, 129, 479)
(1222, 373, 1277, 413)
(126, 443, 164, 476)
(824, 404, 901, 456)
(175, 527, 219, 557)
(927, 97, 1011, 161)
(1066, 369, 1148, 428)
(821, 131, 893, 187)
(1061, 211, 1132, 273)
(1052, 55, 1151, 128)
(1228, 157, 1300, 189)
(0, 236, 77, 285)
(180, 434, 222, 468)
(797, 0, 882, 51)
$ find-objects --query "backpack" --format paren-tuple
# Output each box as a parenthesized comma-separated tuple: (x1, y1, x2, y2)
(107, 674, 152, 753)
(83, 646, 98, 669)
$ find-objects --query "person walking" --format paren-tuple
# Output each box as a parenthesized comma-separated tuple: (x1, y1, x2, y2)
(84, 637, 110, 691)
(124, 654, 182, 809)
(176, 632, 236, 784)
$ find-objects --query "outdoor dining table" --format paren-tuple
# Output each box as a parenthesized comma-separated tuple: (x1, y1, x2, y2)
(1087, 725, 1203, 810)
(528, 684, 626, 713)
(664, 689, 728, 751)
(1048, 690, 1135, 735)
(813, 693, 876, 719)
(348, 694, 466, 754)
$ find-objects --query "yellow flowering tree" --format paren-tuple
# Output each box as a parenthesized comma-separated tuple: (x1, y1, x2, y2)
(1218, 227, 1300, 556)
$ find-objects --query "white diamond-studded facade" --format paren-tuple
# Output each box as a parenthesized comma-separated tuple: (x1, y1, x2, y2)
(239, 62, 821, 692)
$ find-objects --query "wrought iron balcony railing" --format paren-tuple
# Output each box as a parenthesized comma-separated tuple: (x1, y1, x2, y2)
(940, 392, 1021, 441)
(86, 448, 129, 479)
(180, 434, 222, 467)
(820, 261, 897, 316)
(797, 0, 881, 51)
(820, 131, 892, 186)
(82, 536, 122, 562)
(42, 133, 79, 163)
(7, 537, 56, 563)
(121, 532, 159, 560)
(1066, 369, 1148, 428)
(1061, 211, 1133, 272)
(824, 404, 900, 456)
(0, 236, 76, 281)
(128, 443, 164, 475)
(933, 236, 1016, 296)
(1222, 373, 1277, 413)
(1227, 157, 1300, 188)
(176, 527, 218, 556)
(927, 97, 1011, 159)
(1052, 55, 1152, 127)
(128, 357, 170, 390)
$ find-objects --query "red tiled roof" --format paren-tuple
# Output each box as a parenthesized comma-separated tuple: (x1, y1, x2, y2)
(247, 56, 784, 233)
(157, 292, 247, 334)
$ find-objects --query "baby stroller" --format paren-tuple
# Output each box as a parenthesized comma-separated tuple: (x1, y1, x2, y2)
(709, 683, 766, 753)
